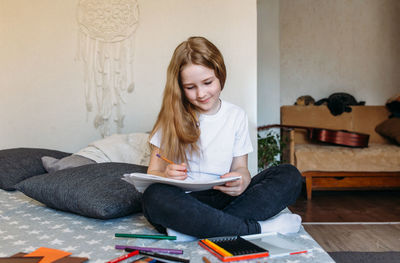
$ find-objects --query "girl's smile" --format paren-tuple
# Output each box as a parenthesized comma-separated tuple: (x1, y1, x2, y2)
(180, 64, 222, 115)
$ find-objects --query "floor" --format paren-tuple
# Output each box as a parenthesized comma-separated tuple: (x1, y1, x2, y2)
(288, 189, 400, 252)
(303, 224, 400, 252)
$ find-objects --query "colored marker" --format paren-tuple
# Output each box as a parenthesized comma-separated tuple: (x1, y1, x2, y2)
(115, 233, 177, 240)
(115, 245, 183, 255)
(106, 250, 139, 263)
(134, 250, 190, 263)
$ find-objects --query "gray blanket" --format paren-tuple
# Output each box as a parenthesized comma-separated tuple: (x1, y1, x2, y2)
(0, 190, 334, 263)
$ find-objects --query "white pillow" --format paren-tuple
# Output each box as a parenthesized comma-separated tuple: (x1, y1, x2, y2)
(76, 133, 151, 166)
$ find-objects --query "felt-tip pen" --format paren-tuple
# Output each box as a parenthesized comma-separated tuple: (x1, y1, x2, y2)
(115, 233, 176, 240)
(115, 245, 183, 254)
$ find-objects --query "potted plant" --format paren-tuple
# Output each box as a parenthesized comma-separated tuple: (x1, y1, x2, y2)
(257, 128, 287, 171)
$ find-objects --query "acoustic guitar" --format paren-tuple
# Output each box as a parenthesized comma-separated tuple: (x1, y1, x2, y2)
(258, 124, 370, 148)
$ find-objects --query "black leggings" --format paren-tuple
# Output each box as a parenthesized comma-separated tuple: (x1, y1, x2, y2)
(142, 164, 302, 238)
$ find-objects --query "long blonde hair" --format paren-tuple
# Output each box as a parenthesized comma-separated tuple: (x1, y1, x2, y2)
(150, 36, 227, 163)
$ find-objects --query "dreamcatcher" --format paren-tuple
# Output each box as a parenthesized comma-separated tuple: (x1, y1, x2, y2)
(76, 0, 140, 137)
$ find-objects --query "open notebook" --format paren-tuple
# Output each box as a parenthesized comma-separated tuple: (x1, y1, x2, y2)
(122, 173, 240, 193)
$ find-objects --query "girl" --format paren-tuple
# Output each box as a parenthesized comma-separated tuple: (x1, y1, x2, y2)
(142, 36, 302, 240)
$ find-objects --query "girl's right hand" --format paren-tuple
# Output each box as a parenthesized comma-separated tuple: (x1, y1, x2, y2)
(164, 163, 188, 180)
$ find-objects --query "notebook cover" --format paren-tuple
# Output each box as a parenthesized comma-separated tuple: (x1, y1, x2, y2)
(198, 238, 269, 262)
(0, 258, 43, 263)
(12, 251, 88, 263)
(53, 257, 89, 263)
(11, 253, 29, 257)
(24, 247, 72, 263)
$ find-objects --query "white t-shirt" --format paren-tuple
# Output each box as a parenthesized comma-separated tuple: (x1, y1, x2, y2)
(150, 100, 253, 180)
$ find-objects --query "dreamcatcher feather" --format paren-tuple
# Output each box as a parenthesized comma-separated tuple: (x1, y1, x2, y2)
(76, 0, 139, 137)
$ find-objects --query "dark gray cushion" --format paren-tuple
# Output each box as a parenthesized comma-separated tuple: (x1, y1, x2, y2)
(42, 154, 96, 173)
(15, 162, 147, 219)
(0, 148, 71, 190)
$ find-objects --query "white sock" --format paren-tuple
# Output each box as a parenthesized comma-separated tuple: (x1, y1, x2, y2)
(167, 228, 197, 242)
(258, 213, 302, 234)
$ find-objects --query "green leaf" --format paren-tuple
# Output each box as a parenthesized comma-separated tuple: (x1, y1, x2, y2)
(257, 128, 287, 171)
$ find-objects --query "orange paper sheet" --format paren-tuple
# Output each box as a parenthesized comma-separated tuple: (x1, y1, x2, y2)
(24, 247, 72, 263)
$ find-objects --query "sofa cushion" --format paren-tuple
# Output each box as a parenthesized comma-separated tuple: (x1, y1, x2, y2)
(375, 118, 400, 145)
(15, 162, 147, 219)
(294, 143, 400, 172)
(0, 148, 71, 190)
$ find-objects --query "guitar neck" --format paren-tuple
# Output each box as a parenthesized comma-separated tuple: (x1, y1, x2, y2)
(258, 124, 370, 147)
(257, 124, 311, 132)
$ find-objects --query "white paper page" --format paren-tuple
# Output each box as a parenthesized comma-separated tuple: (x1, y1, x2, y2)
(122, 173, 240, 193)
(242, 232, 313, 258)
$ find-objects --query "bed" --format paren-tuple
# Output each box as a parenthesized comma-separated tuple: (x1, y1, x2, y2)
(0, 147, 334, 263)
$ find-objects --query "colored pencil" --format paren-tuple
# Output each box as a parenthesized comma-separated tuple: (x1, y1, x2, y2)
(156, 153, 174, 164)
(135, 250, 190, 263)
(201, 239, 232, 257)
(115, 245, 183, 255)
(115, 233, 176, 240)
(156, 153, 187, 172)
(106, 250, 138, 263)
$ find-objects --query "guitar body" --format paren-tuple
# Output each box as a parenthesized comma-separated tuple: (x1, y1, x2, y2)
(258, 124, 370, 148)
(310, 128, 369, 148)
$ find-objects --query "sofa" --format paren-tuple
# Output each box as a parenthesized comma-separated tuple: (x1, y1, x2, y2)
(280, 105, 400, 199)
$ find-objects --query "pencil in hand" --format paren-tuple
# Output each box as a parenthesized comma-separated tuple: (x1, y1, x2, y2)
(156, 153, 187, 173)
(156, 153, 174, 164)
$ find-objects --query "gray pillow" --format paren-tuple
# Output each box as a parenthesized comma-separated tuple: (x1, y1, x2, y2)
(42, 154, 96, 173)
(15, 162, 147, 219)
(0, 148, 71, 190)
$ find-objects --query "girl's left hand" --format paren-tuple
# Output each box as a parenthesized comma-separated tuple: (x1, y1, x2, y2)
(213, 172, 250, 196)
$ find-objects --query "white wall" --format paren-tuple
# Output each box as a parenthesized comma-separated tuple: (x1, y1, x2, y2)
(280, 0, 400, 106)
(257, 0, 280, 126)
(257, 0, 400, 128)
(0, 0, 258, 174)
